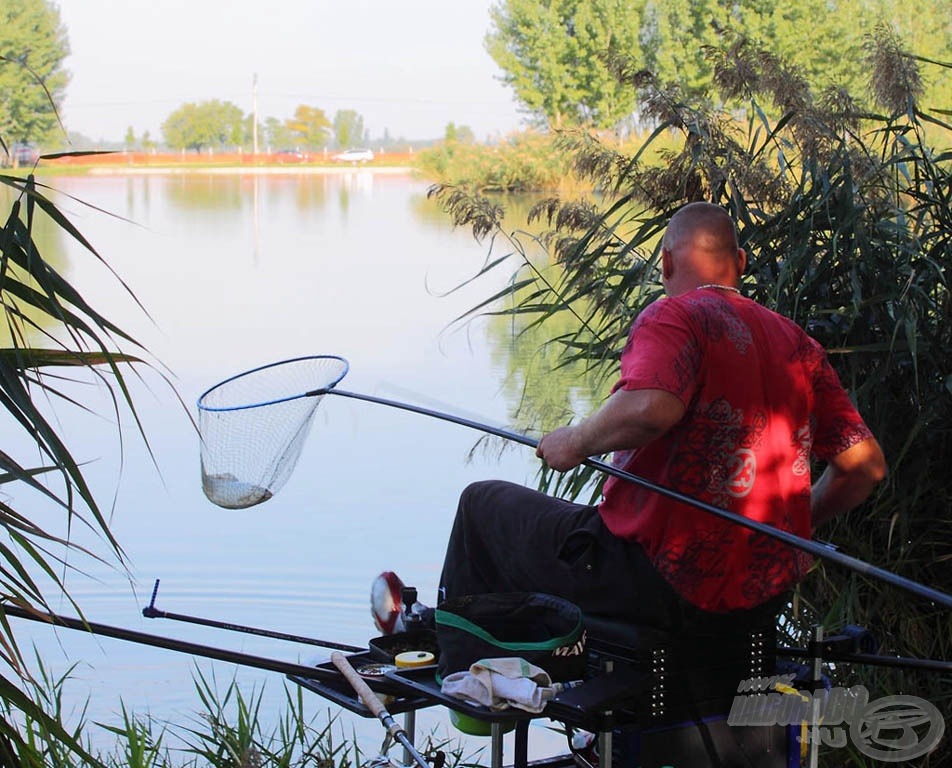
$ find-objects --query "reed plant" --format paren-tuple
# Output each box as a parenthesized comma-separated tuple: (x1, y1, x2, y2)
(0, 165, 160, 765)
(179, 667, 359, 768)
(2, 654, 377, 768)
(432, 25, 951, 766)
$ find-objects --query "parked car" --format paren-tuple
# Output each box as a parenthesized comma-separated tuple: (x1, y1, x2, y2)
(4, 143, 40, 168)
(274, 149, 307, 163)
(333, 148, 374, 163)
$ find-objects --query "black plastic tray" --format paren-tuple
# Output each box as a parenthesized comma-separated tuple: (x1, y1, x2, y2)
(311, 651, 410, 695)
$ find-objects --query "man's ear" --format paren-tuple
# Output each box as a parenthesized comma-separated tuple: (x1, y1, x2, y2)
(662, 248, 674, 279)
(737, 248, 747, 275)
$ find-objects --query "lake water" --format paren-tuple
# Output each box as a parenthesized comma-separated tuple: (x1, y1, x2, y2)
(4, 169, 589, 761)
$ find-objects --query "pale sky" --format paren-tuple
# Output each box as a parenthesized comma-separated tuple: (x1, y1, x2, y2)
(56, 0, 526, 144)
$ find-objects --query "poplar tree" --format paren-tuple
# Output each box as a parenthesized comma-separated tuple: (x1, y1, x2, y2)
(487, 0, 952, 129)
(486, 0, 642, 129)
(333, 109, 366, 150)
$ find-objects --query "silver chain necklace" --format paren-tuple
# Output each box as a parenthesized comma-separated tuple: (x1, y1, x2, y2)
(696, 283, 740, 294)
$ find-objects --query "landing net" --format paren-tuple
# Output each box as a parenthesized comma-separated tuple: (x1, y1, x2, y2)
(197, 356, 349, 509)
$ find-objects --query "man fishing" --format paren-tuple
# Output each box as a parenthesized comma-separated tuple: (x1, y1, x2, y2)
(436, 201, 887, 630)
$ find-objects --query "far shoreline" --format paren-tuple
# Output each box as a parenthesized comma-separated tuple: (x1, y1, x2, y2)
(22, 149, 422, 178)
(83, 164, 416, 176)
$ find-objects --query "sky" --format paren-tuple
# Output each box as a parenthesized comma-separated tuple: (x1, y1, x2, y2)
(55, 0, 526, 145)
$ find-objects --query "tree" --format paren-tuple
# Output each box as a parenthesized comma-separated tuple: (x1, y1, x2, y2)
(637, 0, 880, 97)
(488, 0, 952, 132)
(263, 116, 293, 150)
(485, 0, 642, 129)
(635, 0, 952, 110)
(333, 109, 365, 149)
(0, 0, 70, 146)
(444, 122, 475, 143)
(161, 100, 246, 152)
(286, 104, 331, 150)
(124, 125, 135, 150)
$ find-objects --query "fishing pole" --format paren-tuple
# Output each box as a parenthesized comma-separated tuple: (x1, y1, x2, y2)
(774, 646, 952, 674)
(320, 387, 952, 612)
(3, 603, 342, 683)
(332, 651, 431, 768)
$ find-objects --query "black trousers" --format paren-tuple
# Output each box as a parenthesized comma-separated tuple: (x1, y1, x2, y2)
(438, 480, 783, 633)
(438, 480, 689, 630)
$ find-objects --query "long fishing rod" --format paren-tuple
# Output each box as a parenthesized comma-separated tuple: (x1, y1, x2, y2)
(140, 574, 952, 675)
(318, 387, 952, 612)
(774, 646, 952, 674)
(3, 603, 343, 683)
(141, 579, 363, 653)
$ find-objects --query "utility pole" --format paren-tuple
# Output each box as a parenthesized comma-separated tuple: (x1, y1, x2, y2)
(252, 73, 259, 156)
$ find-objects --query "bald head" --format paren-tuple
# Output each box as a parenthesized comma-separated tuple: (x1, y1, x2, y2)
(661, 203, 745, 295)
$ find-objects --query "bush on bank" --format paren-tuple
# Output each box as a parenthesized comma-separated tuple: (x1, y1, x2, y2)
(414, 131, 573, 193)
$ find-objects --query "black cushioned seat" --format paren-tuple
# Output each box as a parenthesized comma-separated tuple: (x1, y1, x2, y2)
(580, 603, 780, 724)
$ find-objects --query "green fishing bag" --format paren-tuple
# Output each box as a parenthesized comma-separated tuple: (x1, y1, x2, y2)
(435, 592, 587, 683)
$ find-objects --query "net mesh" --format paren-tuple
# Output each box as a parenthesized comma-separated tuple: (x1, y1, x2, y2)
(197, 356, 348, 508)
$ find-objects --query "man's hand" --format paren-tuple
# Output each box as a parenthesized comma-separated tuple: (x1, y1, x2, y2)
(536, 388, 685, 473)
(536, 426, 587, 472)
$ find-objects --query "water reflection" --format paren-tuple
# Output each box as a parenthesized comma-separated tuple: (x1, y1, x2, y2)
(164, 172, 247, 210)
(412, 189, 606, 436)
(336, 168, 375, 215)
(8, 170, 586, 761)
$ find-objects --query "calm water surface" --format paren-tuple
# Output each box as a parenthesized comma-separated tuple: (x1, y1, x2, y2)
(7, 169, 587, 759)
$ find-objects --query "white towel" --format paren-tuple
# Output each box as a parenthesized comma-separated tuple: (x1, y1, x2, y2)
(441, 657, 560, 713)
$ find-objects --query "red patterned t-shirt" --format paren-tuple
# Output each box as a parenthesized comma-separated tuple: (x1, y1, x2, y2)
(598, 288, 873, 611)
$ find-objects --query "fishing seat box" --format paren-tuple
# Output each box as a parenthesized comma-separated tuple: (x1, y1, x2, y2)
(564, 611, 793, 768)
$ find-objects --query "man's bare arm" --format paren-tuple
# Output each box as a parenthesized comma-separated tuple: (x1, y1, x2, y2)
(812, 437, 888, 529)
(536, 388, 686, 472)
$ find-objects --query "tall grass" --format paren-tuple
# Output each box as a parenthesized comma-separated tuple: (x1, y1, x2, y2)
(0, 162, 165, 764)
(4, 655, 366, 768)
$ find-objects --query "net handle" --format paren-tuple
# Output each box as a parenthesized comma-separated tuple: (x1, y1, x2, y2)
(321, 387, 952, 612)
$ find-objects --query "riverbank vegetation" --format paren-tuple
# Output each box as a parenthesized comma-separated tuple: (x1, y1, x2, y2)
(436, 26, 951, 765)
(414, 132, 570, 193)
(5, 659, 369, 768)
